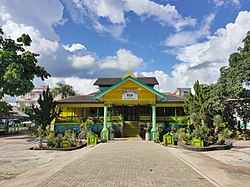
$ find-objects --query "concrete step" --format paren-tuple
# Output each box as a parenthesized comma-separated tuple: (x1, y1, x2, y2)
(123, 121, 139, 137)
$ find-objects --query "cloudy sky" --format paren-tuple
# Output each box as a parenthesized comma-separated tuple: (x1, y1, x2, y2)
(0, 0, 250, 94)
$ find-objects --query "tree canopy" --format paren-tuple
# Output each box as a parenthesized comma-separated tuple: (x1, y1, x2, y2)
(0, 101, 12, 117)
(32, 87, 61, 130)
(0, 28, 50, 98)
(51, 82, 76, 99)
(185, 31, 250, 130)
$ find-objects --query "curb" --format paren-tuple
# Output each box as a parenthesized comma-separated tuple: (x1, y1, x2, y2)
(166, 147, 223, 187)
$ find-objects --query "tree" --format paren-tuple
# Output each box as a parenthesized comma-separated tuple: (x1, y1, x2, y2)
(51, 82, 76, 99)
(32, 87, 61, 131)
(0, 101, 12, 117)
(0, 28, 50, 99)
(190, 113, 201, 129)
(217, 31, 250, 128)
(19, 104, 35, 121)
(213, 115, 226, 134)
(184, 81, 208, 126)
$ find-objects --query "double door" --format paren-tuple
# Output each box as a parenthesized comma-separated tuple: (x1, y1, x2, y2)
(125, 106, 138, 121)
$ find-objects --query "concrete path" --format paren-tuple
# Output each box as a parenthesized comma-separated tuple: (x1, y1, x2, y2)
(0, 134, 67, 185)
(3, 140, 213, 187)
(168, 147, 250, 187)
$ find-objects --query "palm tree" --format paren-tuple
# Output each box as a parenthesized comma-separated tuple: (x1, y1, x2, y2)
(51, 83, 76, 99)
(213, 115, 226, 134)
(190, 112, 201, 130)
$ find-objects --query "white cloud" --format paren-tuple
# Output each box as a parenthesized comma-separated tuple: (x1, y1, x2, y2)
(2, 21, 59, 57)
(2, 0, 249, 96)
(69, 55, 96, 69)
(95, 0, 125, 24)
(0, 0, 64, 40)
(212, 0, 241, 6)
(0, 5, 11, 23)
(139, 70, 174, 92)
(137, 11, 250, 93)
(232, 0, 240, 5)
(170, 11, 250, 86)
(64, 43, 86, 52)
(63, 0, 196, 39)
(125, 0, 196, 31)
(164, 13, 216, 47)
(61, 0, 126, 40)
(93, 22, 127, 42)
(100, 49, 144, 71)
(213, 0, 225, 6)
(43, 77, 98, 95)
(0, 1, 146, 79)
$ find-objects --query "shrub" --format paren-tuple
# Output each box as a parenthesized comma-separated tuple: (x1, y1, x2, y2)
(80, 118, 94, 137)
(112, 123, 122, 138)
(217, 128, 232, 144)
(190, 125, 210, 145)
(139, 123, 147, 139)
(55, 134, 63, 148)
(46, 131, 55, 148)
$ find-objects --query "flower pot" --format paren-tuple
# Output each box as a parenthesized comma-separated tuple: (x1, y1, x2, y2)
(145, 132, 150, 141)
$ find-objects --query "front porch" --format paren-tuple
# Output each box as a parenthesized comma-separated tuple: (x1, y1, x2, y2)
(53, 105, 186, 137)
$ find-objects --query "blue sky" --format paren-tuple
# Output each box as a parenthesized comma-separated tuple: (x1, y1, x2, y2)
(0, 0, 250, 94)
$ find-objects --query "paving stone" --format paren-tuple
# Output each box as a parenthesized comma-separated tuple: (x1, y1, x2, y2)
(36, 140, 213, 187)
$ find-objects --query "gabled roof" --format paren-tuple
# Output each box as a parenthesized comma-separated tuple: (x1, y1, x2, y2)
(94, 76, 166, 102)
(94, 77, 158, 86)
(55, 91, 186, 104)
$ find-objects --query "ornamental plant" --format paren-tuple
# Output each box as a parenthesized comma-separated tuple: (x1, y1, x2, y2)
(80, 117, 95, 139)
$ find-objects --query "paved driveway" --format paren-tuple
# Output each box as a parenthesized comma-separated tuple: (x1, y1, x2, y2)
(34, 140, 213, 187)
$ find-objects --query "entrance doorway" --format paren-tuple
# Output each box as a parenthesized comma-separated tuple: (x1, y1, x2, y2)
(124, 106, 138, 121)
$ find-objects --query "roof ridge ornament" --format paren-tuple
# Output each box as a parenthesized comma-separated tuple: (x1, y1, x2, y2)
(122, 61, 137, 79)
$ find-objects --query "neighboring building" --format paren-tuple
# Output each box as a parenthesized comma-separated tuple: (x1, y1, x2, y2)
(173, 88, 191, 97)
(2, 95, 17, 106)
(54, 71, 187, 140)
(16, 86, 49, 107)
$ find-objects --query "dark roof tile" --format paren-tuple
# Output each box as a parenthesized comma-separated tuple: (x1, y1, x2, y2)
(56, 95, 101, 103)
(94, 77, 158, 86)
(56, 92, 186, 104)
(160, 93, 187, 103)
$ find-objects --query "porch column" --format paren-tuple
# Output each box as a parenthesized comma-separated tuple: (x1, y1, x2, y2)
(164, 107, 166, 122)
(83, 108, 87, 118)
(71, 107, 74, 121)
(110, 106, 113, 122)
(174, 107, 177, 122)
(150, 104, 156, 141)
(96, 107, 99, 118)
(101, 104, 109, 141)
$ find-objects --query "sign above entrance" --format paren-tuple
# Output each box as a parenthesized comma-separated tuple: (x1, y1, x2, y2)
(122, 90, 138, 100)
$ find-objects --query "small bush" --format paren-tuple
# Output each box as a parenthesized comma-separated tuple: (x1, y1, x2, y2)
(46, 131, 55, 148)
(55, 134, 63, 148)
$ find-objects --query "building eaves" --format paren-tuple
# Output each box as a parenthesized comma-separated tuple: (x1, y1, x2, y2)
(56, 95, 102, 104)
(94, 77, 159, 86)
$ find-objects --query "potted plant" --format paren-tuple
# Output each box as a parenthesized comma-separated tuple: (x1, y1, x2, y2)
(80, 117, 94, 139)
(108, 124, 114, 140)
(145, 122, 151, 141)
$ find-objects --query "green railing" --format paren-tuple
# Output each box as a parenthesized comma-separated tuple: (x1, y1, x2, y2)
(55, 116, 105, 123)
(139, 116, 186, 122)
(107, 115, 124, 122)
(55, 115, 186, 124)
(55, 116, 83, 123)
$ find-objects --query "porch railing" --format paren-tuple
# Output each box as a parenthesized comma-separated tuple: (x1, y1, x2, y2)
(107, 115, 124, 122)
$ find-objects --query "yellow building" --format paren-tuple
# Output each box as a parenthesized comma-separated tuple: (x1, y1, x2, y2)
(54, 72, 187, 140)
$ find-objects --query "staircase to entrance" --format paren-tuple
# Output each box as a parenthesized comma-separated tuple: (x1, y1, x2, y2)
(123, 121, 139, 137)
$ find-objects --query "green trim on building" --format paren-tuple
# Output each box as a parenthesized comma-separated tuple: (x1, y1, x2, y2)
(94, 76, 166, 101)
